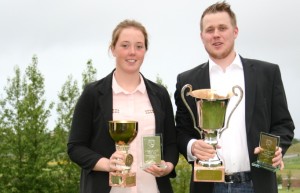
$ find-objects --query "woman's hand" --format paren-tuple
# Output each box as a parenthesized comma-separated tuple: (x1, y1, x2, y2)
(93, 151, 126, 172)
(108, 151, 127, 172)
(143, 160, 174, 177)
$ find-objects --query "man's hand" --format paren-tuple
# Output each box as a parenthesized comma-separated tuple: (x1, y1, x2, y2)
(254, 147, 284, 170)
(191, 140, 219, 161)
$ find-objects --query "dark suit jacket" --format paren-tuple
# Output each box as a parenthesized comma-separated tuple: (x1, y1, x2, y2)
(68, 70, 178, 193)
(174, 56, 295, 193)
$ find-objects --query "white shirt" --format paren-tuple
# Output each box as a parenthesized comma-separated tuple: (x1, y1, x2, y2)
(187, 53, 250, 173)
(110, 73, 159, 193)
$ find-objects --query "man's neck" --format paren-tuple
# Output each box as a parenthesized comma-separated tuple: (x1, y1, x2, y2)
(211, 52, 237, 72)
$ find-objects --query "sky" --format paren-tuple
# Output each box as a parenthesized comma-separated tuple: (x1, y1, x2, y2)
(0, 0, 299, 139)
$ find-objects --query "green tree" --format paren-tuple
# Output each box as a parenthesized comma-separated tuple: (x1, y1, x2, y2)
(0, 66, 24, 193)
(50, 75, 80, 192)
(277, 173, 283, 185)
(156, 74, 168, 90)
(287, 170, 292, 188)
(171, 155, 192, 193)
(0, 55, 54, 192)
(50, 59, 97, 192)
(81, 59, 97, 90)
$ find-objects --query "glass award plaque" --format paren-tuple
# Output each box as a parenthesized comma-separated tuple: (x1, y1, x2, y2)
(252, 132, 280, 172)
(141, 134, 167, 169)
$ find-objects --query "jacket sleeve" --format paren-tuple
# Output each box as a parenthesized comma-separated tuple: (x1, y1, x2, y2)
(269, 65, 294, 155)
(161, 87, 179, 175)
(67, 84, 102, 173)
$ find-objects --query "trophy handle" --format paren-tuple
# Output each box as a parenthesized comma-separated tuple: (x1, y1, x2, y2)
(181, 84, 203, 138)
(219, 85, 243, 138)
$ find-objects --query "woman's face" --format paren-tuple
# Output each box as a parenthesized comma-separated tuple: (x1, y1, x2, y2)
(111, 27, 146, 74)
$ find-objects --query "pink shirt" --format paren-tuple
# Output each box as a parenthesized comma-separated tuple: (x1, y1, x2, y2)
(110, 74, 159, 193)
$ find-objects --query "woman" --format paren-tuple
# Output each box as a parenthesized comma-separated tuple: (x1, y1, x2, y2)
(67, 19, 178, 193)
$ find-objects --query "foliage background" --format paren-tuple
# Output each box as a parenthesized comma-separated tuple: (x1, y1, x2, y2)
(0, 56, 298, 192)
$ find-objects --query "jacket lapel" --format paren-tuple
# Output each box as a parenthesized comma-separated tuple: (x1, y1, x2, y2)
(142, 74, 162, 134)
(241, 57, 257, 134)
(195, 62, 211, 89)
(97, 71, 114, 122)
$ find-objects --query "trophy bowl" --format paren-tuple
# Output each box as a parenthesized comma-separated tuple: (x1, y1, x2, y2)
(193, 89, 232, 146)
(109, 120, 138, 146)
(108, 120, 138, 187)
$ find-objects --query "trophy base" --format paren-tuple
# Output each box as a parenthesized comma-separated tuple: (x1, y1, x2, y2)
(194, 161, 224, 182)
(198, 159, 222, 167)
(252, 161, 279, 172)
(109, 172, 136, 187)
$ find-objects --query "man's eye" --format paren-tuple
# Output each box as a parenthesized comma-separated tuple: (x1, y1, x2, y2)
(219, 26, 227, 31)
(206, 29, 214, 33)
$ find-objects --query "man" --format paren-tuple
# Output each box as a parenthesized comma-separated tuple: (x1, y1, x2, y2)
(174, 2, 294, 193)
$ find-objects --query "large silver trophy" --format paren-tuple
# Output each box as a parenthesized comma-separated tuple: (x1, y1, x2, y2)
(108, 120, 138, 187)
(181, 84, 243, 182)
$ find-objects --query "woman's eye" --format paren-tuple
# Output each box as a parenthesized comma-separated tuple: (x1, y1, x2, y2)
(136, 45, 144, 49)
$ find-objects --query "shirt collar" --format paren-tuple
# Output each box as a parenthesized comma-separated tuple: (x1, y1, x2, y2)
(209, 52, 243, 72)
(112, 73, 146, 94)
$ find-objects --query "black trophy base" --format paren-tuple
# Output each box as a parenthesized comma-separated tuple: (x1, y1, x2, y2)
(109, 172, 136, 187)
(194, 161, 224, 182)
(252, 161, 279, 172)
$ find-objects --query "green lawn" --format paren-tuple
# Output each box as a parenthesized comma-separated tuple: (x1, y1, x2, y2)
(277, 142, 300, 192)
(278, 156, 300, 179)
(279, 188, 300, 193)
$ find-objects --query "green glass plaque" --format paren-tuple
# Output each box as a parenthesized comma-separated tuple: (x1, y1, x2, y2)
(252, 132, 280, 172)
(141, 134, 166, 169)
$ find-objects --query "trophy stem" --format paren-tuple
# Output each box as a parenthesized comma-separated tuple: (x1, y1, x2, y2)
(115, 144, 132, 170)
(198, 130, 222, 167)
(116, 144, 130, 152)
(204, 131, 218, 145)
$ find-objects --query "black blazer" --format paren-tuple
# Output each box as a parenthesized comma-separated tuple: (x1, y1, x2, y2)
(174, 56, 294, 193)
(68, 70, 178, 193)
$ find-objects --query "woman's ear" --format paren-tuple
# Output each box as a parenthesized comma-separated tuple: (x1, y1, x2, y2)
(111, 47, 116, 57)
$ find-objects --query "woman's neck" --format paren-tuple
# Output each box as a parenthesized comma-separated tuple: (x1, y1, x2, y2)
(114, 70, 141, 92)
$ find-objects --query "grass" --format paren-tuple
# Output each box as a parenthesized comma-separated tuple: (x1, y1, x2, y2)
(286, 143, 300, 155)
(279, 188, 300, 193)
(278, 156, 300, 179)
(278, 143, 300, 179)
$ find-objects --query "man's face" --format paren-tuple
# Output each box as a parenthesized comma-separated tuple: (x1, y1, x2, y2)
(201, 12, 238, 61)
